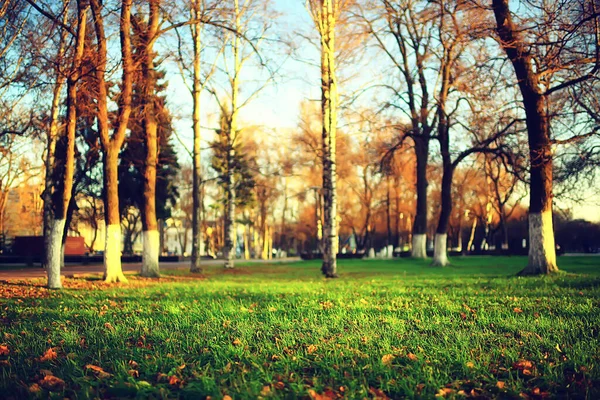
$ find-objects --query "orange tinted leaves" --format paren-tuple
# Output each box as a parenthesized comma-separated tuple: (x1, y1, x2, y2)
(168, 375, 182, 386)
(436, 388, 454, 397)
(0, 345, 9, 356)
(307, 345, 317, 354)
(496, 381, 506, 389)
(368, 387, 390, 399)
(275, 381, 285, 390)
(85, 364, 111, 379)
(308, 389, 337, 400)
(232, 339, 242, 346)
(128, 369, 139, 378)
(28, 383, 42, 393)
(39, 348, 57, 362)
(407, 353, 418, 361)
(38, 374, 65, 391)
(513, 360, 534, 370)
(513, 307, 523, 314)
(381, 354, 394, 366)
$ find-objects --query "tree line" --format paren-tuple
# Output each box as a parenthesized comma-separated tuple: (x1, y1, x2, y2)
(0, 0, 598, 288)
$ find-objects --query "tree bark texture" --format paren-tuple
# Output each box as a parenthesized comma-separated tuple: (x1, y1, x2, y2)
(46, 2, 87, 289)
(492, 0, 558, 274)
(140, 0, 161, 277)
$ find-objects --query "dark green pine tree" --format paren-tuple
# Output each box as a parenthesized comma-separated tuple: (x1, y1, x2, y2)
(210, 108, 256, 209)
(118, 25, 179, 226)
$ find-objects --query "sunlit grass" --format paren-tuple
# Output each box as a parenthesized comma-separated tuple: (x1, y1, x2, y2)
(0, 256, 599, 398)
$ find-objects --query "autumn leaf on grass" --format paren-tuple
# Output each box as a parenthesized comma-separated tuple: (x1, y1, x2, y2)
(0, 345, 9, 356)
(85, 364, 111, 379)
(513, 307, 523, 314)
(232, 338, 243, 346)
(261, 385, 271, 396)
(369, 387, 390, 400)
(308, 389, 337, 400)
(307, 345, 318, 354)
(512, 360, 534, 370)
(407, 353, 418, 361)
(28, 383, 42, 394)
(435, 388, 454, 397)
(38, 375, 65, 391)
(496, 381, 506, 389)
(39, 348, 57, 362)
(168, 375, 184, 387)
(128, 369, 139, 378)
(381, 354, 395, 366)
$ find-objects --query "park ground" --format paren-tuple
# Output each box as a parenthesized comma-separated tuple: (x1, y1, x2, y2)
(0, 257, 599, 399)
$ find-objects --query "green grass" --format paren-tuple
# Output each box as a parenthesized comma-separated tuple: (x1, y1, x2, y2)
(0, 256, 599, 399)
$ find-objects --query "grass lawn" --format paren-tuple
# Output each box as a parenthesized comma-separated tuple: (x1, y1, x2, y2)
(0, 256, 599, 399)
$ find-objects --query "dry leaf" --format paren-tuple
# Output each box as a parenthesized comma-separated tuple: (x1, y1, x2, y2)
(308, 389, 336, 400)
(436, 388, 454, 397)
(128, 369, 139, 378)
(38, 375, 65, 391)
(128, 360, 139, 369)
(369, 387, 390, 399)
(104, 322, 115, 332)
(0, 345, 9, 356)
(275, 381, 285, 390)
(232, 339, 242, 346)
(513, 307, 523, 314)
(307, 345, 317, 354)
(513, 360, 534, 370)
(381, 354, 395, 366)
(261, 385, 271, 396)
(168, 375, 182, 386)
(407, 353, 418, 361)
(496, 381, 506, 389)
(39, 348, 57, 362)
(28, 383, 42, 393)
(466, 362, 475, 368)
(85, 364, 111, 379)
(223, 396, 233, 400)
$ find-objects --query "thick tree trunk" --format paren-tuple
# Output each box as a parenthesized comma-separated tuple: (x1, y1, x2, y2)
(411, 137, 428, 259)
(103, 151, 127, 282)
(190, 0, 203, 273)
(140, 0, 160, 278)
(493, 0, 558, 274)
(90, 0, 132, 282)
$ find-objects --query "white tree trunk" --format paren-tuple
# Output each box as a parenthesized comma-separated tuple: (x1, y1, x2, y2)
(46, 218, 65, 289)
(104, 224, 127, 282)
(521, 211, 558, 275)
(141, 229, 160, 277)
(411, 233, 427, 258)
(432, 233, 449, 267)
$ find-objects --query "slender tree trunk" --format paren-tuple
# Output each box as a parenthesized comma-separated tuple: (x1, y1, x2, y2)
(411, 137, 428, 259)
(46, 3, 87, 289)
(223, 0, 241, 269)
(140, 0, 161, 277)
(315, 0, 339, 278)
(493, 0, 557, 274)
(43, 8, 68, 274)
(190, 0, 203, 273)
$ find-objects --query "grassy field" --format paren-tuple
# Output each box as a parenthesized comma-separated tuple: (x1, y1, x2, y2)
(0, 256, 599, 399)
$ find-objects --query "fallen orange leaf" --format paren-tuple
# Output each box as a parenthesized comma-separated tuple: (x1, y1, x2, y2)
(85, 364, 111, 379)
(39, 348, 57, 362)
(381, 354, 395, 366)
(0, 345, 9, 356)
(513, 307, 523, 314)
(38, 375, 65, 391)
(496, 381, 506, 389)
(407, 353, 418, 361)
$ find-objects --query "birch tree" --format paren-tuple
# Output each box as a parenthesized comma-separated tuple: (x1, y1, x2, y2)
(307, 0, 347, 277)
